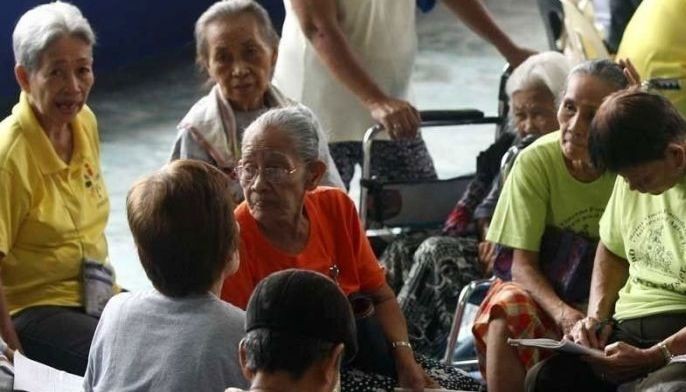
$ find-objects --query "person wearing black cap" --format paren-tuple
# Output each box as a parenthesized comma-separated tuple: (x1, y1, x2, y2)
(226, 269, 356, 392)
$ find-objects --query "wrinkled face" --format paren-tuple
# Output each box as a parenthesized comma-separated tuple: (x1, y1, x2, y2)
(558, 74, 617, 162)
(205, 14, 276, 111)
(21, 35, 94, 130)
(239, 126, 310, 223)
(617, 145, 686, 194)
(511, 85, 558, 138)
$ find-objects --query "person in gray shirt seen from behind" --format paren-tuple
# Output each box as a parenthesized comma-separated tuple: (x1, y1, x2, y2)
(84, 160, 248, 392)
(226, 269, 357, 392)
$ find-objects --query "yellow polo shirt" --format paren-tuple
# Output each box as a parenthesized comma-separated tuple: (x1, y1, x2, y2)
(617, 0, 686, 116)
(0, 92, 111, 315)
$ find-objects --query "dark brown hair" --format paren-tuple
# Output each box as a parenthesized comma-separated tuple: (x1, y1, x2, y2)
(126, 160, 238, 297)
(589, 88, 686, 171)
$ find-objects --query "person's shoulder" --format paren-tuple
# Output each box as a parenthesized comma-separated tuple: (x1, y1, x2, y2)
(77, 104, 98, 128)
(204, 297, 246, 336)
(178, 89, 216, 130)
(308, 186, 355, 213)
(515, 131, 561, 169)
(214, 298, 246, 321)
(0, 112, 28, 167)
(309, 186, 352, 203)
(235, 202, 253, 222)
(96, 291, 135, 327)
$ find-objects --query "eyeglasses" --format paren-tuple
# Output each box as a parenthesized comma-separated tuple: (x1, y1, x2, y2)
(234, 165, 297, 185)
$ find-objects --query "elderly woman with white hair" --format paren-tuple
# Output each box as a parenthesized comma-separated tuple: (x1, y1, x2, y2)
(381, 52, 571, 357)
(170, 0, 343, 201)
(0, 2, 117, 375)
(221, 105, 483, 391)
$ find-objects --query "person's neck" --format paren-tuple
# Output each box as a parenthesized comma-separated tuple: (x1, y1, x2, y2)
(248, 371, 324, 392)
(257, 209, 309, 254)
(209, 278, 223, 297)
(566, 157, 603, 182)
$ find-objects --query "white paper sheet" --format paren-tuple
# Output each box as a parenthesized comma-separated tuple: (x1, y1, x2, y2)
(508, 337, 604, 357)
(13, 351, 83, 392)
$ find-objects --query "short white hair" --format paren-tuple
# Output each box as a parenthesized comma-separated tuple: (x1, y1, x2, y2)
(13, 1, 95, 72)
(506, 51, 572, 105)
(242, 105, 321, 163)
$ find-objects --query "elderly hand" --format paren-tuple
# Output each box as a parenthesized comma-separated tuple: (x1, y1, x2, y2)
(367, 97, 421, 140)
(394, 349, 439, 392)
(617, 58, 641, 87)
(583, 341, 665, 384)
(554, 302, 585, 336)
(568, 316, 613, 350)
(503, 46, 536, 69)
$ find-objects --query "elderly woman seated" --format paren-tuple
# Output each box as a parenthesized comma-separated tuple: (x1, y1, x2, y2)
(170, 0, 342, 201)
(0, 3, 117, 375)
(528, 90, 686, 391)
(220, 105, 482, 391)
(471, 59, 630, 392)
(381, 52, 571, 356)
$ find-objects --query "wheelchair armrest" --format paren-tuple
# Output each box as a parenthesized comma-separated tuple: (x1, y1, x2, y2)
(442, 276, 496, 364)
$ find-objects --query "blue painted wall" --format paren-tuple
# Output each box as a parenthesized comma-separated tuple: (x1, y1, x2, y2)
(1, 0, 285, 114)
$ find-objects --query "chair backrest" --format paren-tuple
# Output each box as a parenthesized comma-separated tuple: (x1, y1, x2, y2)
(560, 0, 609, 62)
(536, 0, 565, 51)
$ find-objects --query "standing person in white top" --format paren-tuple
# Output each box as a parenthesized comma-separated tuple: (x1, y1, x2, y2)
(273, 0, 535, 188)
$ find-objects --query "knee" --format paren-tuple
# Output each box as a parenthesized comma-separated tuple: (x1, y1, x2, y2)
(638, 363, 686, 392)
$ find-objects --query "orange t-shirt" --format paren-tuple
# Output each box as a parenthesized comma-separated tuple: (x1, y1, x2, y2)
(221, 187, 386, 309)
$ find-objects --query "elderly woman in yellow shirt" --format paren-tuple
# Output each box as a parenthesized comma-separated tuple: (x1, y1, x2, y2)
(0, 3, 116, 375)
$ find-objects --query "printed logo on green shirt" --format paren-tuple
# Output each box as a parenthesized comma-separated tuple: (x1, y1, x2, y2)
(627, 211, 686, 295)
(560, 207, 605, 237)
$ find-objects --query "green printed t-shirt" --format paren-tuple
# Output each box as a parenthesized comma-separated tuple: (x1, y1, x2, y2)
(600, 176, 686, 320)
(487, 131, 616, 251)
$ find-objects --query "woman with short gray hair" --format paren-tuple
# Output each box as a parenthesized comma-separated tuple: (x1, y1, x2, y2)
(170, 0, 343, 202)
(0, 2, 117, 375)
(222, 105, 482, 392)
(378, 52, 571, 359)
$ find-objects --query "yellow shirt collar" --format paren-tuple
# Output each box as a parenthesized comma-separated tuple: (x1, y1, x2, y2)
(13, 91, 90, 174)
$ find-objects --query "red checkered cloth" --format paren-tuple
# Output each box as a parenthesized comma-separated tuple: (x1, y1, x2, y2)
(472, 279, 561, 377)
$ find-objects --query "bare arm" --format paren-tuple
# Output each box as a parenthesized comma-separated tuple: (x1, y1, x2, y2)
(586, 243, 629, 322)
(369, 283, 437, 391)
(571, 243, 629, 348)
(511, 249, 584, 334)
(290, 0, 420, 139)
(0, 254, 21, 352)
(441, 0, 535, 67)
(579, 246, 684, 382)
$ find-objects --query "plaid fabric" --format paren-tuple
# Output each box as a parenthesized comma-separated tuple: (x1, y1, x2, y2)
(472, 279, 561, 377)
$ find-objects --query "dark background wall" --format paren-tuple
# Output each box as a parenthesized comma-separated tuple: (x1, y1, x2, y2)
(0, 0, 285, 116)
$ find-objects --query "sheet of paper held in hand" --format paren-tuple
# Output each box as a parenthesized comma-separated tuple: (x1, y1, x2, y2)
(13, 351, 84, 392)
(508, 338, 604, 357)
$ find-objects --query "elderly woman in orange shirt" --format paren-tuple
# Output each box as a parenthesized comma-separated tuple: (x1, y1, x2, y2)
(221, 105, 481, 392)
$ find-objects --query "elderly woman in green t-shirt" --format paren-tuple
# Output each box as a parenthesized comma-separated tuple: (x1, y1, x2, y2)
(529, 90, 686, 390)
(471, 59, 630, 392)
